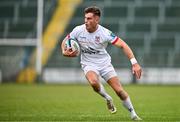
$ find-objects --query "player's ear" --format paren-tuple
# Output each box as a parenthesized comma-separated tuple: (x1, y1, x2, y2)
(95, 16, 100, 24)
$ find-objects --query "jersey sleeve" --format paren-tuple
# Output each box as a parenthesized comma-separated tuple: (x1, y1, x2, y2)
(68, 26, 80, 40)
(103, 28, 119, 44)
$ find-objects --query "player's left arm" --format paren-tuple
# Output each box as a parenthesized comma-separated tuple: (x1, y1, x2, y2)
(112, 37, 142, 79)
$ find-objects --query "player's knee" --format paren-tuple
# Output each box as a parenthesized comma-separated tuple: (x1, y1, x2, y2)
(88, 77, 98, 86)
(89, 78, 100, 92)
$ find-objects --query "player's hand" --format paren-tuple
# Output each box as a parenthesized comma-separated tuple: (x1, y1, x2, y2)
(132, 63, 142, 79)
(62, 48, 78, 57)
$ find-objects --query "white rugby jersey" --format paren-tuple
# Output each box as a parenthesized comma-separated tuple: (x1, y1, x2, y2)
(68, 24, 118, 66)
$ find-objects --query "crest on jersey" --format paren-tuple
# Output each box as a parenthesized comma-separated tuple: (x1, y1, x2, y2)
(95, 36, 100, 43)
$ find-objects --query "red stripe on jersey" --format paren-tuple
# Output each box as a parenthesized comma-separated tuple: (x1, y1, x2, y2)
(66, 34, 70, 39)
(112, 37, 119, 45)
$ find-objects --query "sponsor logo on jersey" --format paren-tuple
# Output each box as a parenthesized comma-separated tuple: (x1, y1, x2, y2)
(81, 46, 100, 54)
(79, 36, 86, 39)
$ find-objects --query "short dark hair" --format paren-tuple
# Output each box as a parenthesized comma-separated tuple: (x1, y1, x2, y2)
(84, 6, 101, 17)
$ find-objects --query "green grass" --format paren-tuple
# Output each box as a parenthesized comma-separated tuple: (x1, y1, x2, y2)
(0, 84, 180, 121)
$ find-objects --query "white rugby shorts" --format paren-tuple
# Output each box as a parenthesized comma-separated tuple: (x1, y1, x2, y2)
(81, 63, 117, 82)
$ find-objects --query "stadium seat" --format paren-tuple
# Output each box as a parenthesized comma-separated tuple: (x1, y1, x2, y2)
(151, 36, 175, 50)
(123, 36, 145, 51)
(83, 0, 105, 5)
(0, 0, 22, 4)
(110, 0, 135, 1)
(19, 5, 37, 18)
(165, 6, 180, 18)
(0, 22, 5, 34)
(135, 6, 159, 19)
(109, 0, 135, 4)
(65, 24, 75, 35)
(0, 5, 14, 19)
(126, 23, 151, 34)
(64, 21, 82, 35)
(7, 21, 36, 38)
(143, 51, 169, 67)
(140, 0, 166, 4)
(103, 6, 128, 19)
(157, 23, 180, 33)
(102, 21, 120, 34)
(171, 0, 180, 5)
(110, 47, 130, 67)
(73, 6, 84, 18)
(173, 52, 180, 67)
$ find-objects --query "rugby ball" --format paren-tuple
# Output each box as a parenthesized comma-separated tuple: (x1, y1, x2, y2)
(65, 38, 80, 57)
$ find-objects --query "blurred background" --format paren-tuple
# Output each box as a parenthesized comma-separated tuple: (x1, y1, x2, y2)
(0, 0, 180, 84)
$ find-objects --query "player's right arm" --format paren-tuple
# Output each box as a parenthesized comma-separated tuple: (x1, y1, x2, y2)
(61, 25, 81, 57)
(61, 35, 77, 57)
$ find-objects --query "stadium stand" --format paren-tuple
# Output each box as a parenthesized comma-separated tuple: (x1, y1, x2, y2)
(0, 0, 57, 81)
(0, 0, 180, 81)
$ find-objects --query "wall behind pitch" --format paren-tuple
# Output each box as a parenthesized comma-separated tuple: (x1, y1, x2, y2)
(43, 68, 180, 84)
(43, 68, 132, 84)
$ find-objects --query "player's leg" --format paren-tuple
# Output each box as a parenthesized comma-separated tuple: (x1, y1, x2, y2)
(107, 76, 141, 120)
(85, 71, 116, 113)
(101, 64, 141, 120)
(85, 71, 112, 100)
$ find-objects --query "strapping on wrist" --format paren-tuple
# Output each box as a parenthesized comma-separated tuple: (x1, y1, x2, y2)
(130, 58, 137, 65)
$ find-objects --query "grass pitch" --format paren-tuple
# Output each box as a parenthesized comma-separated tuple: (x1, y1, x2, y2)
(0, 84, 180, 121)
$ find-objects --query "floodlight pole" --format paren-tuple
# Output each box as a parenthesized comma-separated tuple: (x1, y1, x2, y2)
(36, 0, 43, 78)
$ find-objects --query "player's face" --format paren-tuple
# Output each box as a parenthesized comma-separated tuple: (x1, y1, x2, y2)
(84, 13, 99, 33)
